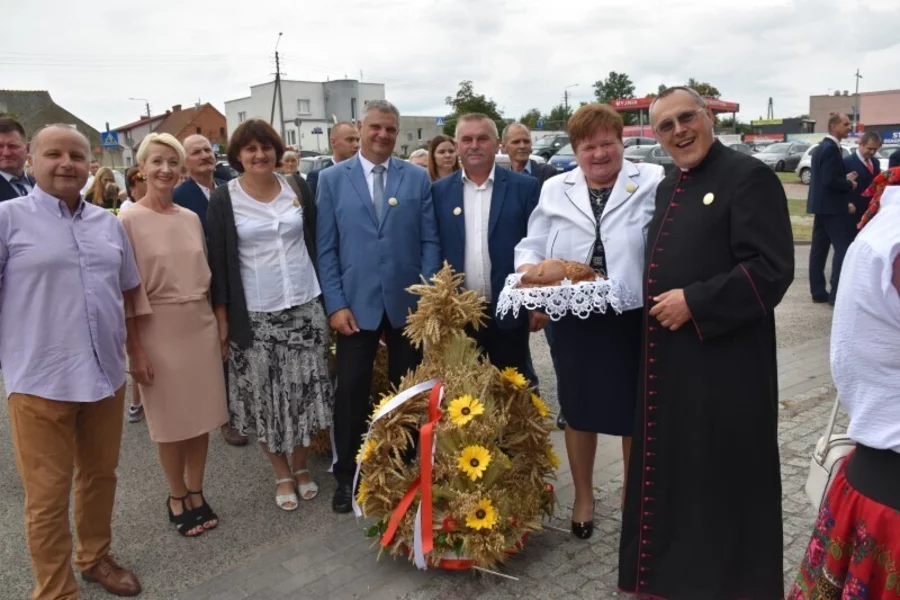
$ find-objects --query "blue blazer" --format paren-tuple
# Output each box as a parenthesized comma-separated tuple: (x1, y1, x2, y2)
(316, 154, 441, 331)
(843, 152, 881, 224)
(174, 177, 224, 233)
(0, 173, 34, 201)
(307, 158, 334, 201)
(807, 138, 853, 215)
(432, 168, 540, 326)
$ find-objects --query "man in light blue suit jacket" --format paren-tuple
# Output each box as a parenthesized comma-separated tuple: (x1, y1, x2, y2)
(316, 100, 441, 513)
(432, 114, 540, 386)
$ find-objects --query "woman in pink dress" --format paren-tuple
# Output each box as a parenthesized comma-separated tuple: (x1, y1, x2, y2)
(122, 133, 228, 538)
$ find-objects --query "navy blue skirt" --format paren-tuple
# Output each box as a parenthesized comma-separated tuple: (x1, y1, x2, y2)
(549, 308, 642, 435)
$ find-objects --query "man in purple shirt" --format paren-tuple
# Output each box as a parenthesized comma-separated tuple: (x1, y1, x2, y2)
(0, 125, 142, 599)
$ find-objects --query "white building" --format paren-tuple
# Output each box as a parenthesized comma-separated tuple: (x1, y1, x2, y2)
(225, 79, 385, 153)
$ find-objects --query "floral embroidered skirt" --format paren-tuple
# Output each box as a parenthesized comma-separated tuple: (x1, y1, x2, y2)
(787, 465, 900, 599)
(228, 300, 334, 454)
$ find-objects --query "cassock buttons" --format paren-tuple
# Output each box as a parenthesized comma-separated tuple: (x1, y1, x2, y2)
(626, 183, 637, 193)
(703, 193, 715, 205)
(388, 197, 398, 207)
(453, 207, 462, 216)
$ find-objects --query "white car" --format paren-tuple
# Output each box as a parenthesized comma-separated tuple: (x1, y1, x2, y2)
(494, 153, 547, 169)
(298, 156, 333, 179)
(795, 144, 852, 185)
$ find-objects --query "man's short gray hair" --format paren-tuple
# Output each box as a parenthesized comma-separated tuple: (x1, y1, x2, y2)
(501, 122, 530, 143)
(455, 113, 499, 139)
(858, 130, 882, 146)
(649, 86, 707, 117)
(362, 100, 400, 121)
(408, 148, 428, 160)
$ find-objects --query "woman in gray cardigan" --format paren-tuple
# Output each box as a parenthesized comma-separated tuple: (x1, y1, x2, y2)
(207, 120, 333, 511)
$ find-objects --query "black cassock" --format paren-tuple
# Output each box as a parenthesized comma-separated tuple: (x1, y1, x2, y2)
(618, 141, 795, 600)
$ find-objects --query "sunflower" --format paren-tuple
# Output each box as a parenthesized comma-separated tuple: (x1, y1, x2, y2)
(547, 447, 561, 469)
(458, 445, 492, 481)
(501, 367, 527, 389)
(531, 394, 550, 418)
(371, 394, 395, 418)
(447, 394, 485, 427)
(356, 481, 370, 515)
(356, 439, 376, 463)
(465, 498, 498, 530)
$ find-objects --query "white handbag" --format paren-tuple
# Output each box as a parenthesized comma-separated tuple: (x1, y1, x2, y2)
(804, 396, 856, 511)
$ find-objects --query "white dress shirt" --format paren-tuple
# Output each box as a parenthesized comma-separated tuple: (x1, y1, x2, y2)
(461, 165, 495, 298)
(230, 175, 321, 312)
(1, 170, 32, 195)
(357, 153, 390, 202)
(831, 187, 900, 453)
(856, 149, 874, 172)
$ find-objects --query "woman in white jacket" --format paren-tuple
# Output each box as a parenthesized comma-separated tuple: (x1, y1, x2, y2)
(515, 104, 664, 539)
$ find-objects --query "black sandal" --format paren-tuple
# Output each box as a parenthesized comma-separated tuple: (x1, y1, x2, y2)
(187, 489, 218, 530)
(167, 495, 204, 537)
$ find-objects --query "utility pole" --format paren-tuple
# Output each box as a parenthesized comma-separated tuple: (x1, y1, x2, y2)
(129, 97, 151, 118)
(852, 68, 862, 131)
(564, 83, 579, 127)
(270, 32, 286, 140)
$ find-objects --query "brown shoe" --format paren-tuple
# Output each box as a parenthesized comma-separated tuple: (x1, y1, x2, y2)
(221, 424, 248, 446)
(81, 555, 141, 597)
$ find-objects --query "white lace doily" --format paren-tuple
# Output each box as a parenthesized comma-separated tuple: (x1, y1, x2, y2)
(496, 273, 635, 321)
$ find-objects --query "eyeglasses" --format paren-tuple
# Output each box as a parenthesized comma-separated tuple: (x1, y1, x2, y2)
(654, 108, 705, 135)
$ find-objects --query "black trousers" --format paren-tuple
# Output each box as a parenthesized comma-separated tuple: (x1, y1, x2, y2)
(332, 314, 421, 485)
(809, 214, 853, 302)
(470, 319, 537, 388)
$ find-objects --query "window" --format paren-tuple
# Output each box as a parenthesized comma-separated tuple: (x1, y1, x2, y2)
(297, 99, 311, 115)
(219, 127, 225, 138)
(288, 130, 296, 145)
(196, 126, 202, 134)
(407, 132, 413, 141)
(351, 98, 357, 120)
(401, 145, 409, 156)
(417, 128, 423, 140)
(238, 111, 246, 123)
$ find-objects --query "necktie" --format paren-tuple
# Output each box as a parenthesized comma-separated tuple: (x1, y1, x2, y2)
(865, 159, 873, 174)
(10, 174, 29, 197)
(372, 164, 386, 222)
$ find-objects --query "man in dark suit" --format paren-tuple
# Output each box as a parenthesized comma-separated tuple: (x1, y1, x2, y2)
(844, 130, 882, 232)
(807, 113, 857, 304)
(889, 147, 900, 169)
(173, 134, 226, 233)
(0, 117, 34, 201)
(307, 121, 359, 200)
(502, 122, 557, 186)
(433, 114, 541, 382)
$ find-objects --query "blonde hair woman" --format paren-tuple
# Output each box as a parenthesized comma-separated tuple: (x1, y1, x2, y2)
(85, 166, 119, 208)
(122, 133, 228, 537)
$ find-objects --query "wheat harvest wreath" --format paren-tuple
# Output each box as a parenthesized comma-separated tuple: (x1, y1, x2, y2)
(353, 264, 558, 571)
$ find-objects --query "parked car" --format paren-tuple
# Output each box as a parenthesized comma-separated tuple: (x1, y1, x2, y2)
(724, 142, 753, 155)
(548, 143, 577, 173)
(642, 145, 677, 174)
(795, 144, 852, 185)
(494, 153, 548, 169)
(622, 136, 657, 148)
(533, 135, 570, 160)
(214, 161, 238, 182)
(623, 145, 655, 163)
(298, 155, 333, 179)
(752, 142, 810, 172)
(877, 145, 899, 171)
(749, 140, 777, 152)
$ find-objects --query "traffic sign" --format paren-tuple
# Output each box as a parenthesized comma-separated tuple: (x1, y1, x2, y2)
(211, 144, 222, 152)
(294, 118, 302, 127)
(101, 131, 120, 148)
(311, 127, 324, 135)
(536, 119, 545, 130)
(436, 117, 445, 127)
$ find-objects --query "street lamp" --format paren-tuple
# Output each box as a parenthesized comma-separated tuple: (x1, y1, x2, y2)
(128, 98, 151, 119)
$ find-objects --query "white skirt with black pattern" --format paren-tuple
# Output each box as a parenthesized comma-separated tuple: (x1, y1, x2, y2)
(228, 299, 334, 453)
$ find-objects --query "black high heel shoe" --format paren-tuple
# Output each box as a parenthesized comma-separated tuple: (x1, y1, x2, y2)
(571, 505, 595, 539)
(167, 495, 204, 537)
(187, 489, 218, 531)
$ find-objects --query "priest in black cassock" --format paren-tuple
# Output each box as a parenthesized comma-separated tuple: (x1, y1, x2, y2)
(618, 87, 794, 600)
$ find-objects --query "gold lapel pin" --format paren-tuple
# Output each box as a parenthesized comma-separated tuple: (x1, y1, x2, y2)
(625, 183, 637, 193)
(453, 206, 462, 216)
(388, 197, 398, 207)
(703, 193, 715, 205)
(293, 198, 300, 207)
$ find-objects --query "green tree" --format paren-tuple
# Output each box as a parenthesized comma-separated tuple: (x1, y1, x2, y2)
(519, 108, 543, 129)
(685, 78, 721, 98)
(717, 116, 752, 135)
(545, 103, 573, 129)
(593, 71, 637, 124)
(443, 80, 505, 136)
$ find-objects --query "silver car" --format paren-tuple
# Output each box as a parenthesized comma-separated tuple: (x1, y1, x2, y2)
(795, 144, 852, 185)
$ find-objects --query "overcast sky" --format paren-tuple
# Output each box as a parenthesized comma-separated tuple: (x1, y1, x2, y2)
(4, 0, 899, 132)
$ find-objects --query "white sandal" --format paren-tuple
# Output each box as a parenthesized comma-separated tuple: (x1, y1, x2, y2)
(275, 477, 298, 511)
(293, 469, 318, 501)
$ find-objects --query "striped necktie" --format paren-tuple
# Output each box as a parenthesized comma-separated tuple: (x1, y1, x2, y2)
(10, 174, 29, 197)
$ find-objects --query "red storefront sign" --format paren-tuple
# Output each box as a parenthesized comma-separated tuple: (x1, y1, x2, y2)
(611, 97, 740, 113)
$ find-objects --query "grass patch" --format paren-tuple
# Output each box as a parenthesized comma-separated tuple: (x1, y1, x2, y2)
(777, 172, 802, 185)
(792, 221, 812, 242)
(788, 198, 808, 217)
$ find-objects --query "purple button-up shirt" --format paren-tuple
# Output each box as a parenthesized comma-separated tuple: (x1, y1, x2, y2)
(0, 186, 141, 402)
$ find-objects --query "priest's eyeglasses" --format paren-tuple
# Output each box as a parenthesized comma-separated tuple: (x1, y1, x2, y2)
(654, 108, 705, 135)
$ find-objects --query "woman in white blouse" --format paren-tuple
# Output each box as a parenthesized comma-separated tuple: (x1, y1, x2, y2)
(788, 176, 900, 599)
(515, 104, 664, 539)
(207, 120, 333, 511)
